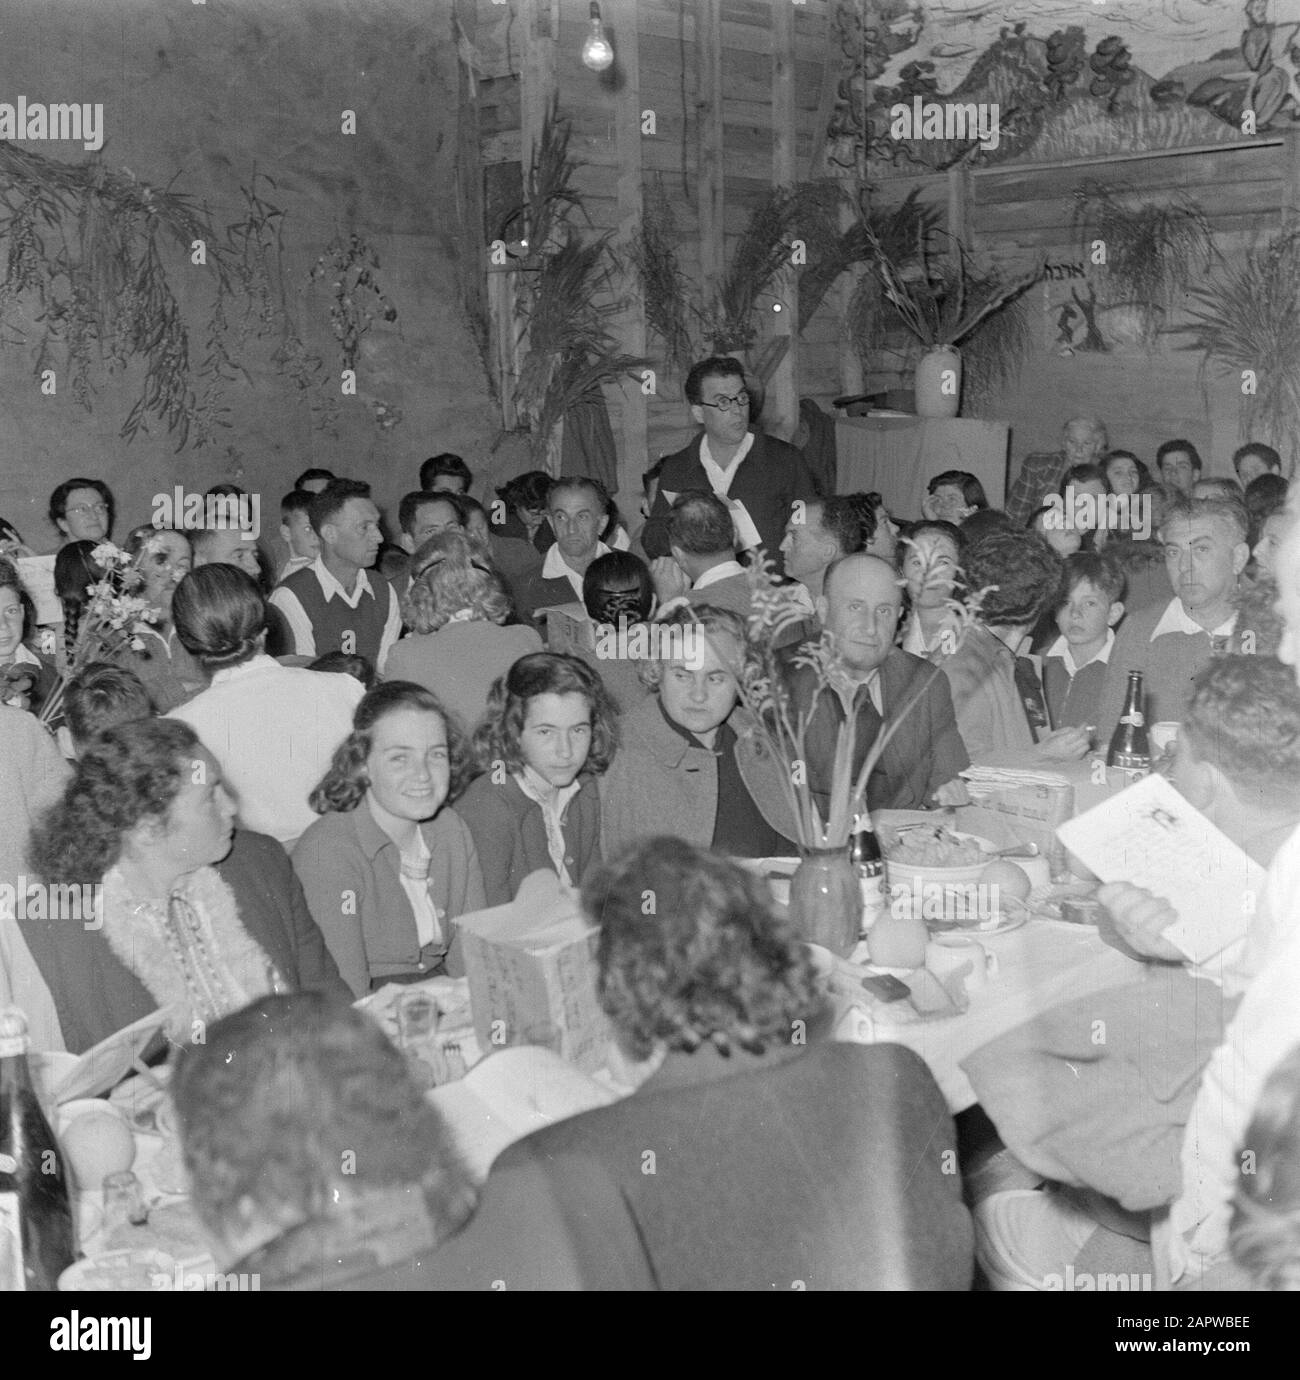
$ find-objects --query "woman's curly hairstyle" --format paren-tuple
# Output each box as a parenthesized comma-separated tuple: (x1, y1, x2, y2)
(585, 836, 821, 1062)
(172, 991, 477, 1253)
(401, 530, 510, 634)
(29, 718, 201, 884)
(309, 680, 471, 814)
(1230, 1043, 1300, 1291)
(172, 564, 266, 671)
(964, 528, 1063, 628)
(637, 601, 748, 691)
(472, 652, 618, 778)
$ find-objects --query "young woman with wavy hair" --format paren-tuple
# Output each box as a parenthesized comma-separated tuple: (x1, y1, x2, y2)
(292, 681, 485, 996)
(455, 652, 616, 905)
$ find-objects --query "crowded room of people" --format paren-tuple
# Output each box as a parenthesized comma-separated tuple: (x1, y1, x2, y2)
(3, 0, 1300, 1321)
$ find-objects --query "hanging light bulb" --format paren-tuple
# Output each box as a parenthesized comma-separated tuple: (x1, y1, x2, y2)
(581, 1, 614, 71)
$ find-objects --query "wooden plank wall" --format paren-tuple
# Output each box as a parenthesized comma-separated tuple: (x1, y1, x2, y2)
(471, 0, 846, 504)
(871, 140, 1291, 476)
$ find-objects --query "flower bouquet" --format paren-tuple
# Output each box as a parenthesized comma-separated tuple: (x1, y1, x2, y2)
(37, 540, 160, 728)
(699, 548, 984, 953)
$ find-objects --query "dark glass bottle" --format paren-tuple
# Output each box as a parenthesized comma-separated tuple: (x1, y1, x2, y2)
(850, 825, 888, 938)
(1106, 670, 1151, 778)
(0, 1008, 75, 1291)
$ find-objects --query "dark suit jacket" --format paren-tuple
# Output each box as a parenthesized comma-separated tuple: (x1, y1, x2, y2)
(20, 829, 348, 1054)
(641, 431, 818, 568)
(490, 1040, 973, 1291)
(784, 646, 970, 814)
(237, 1155, 658, 1291)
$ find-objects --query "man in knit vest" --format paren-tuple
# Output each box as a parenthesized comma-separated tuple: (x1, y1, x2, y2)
(640, 355, 818, 571)
(1095, 498, 1249, 736)
(269, 478, 400, 674)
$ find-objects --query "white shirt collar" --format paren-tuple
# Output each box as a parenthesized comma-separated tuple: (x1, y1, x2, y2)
(1045, 628, 1115, 677)
(700, 431, 755, 495)
(311, 555, 375, 607)
(10, 643, 40, 666)
(1150, 597, 1236, 641)
(541, 541, 611, 597)
(693, 559, 746, 590)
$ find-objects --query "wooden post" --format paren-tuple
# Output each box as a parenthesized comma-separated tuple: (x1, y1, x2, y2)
(769, 0, 798, 440)
(518, 0, 560, 468)
(610, 0, 648, 502)
(453, 0, 495, 422)
(520, 0, 559, 177)
(696, 0, 725, 310)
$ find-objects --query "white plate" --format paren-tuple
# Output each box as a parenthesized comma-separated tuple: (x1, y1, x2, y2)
(60, 1247, 175, 1292)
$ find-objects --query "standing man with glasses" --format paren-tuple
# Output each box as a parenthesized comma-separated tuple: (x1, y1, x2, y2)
(641, 355, 819, 573)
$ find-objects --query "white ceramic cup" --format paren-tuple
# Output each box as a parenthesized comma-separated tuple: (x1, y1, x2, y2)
(926, 936, 998, 992)
(1150, 722, 1179, 755)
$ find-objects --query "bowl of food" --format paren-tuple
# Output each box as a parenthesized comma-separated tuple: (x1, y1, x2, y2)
(877, 823, 1001, 925)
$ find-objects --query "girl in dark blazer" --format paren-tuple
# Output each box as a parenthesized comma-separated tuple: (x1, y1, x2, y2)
(293, 681, 486, 996)
(455, 653, 617, 906)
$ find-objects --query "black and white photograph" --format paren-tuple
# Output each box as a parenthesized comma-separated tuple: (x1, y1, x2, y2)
(0, 0, 1295, 1337)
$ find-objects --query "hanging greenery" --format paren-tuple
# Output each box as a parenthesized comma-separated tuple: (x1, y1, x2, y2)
(627, 180, 698, 378)
(307, 231, 398, 374)
(508, 105, 646, 466)
(0, 143, 376, 449)
(1171, 228, 1300, 471)
(1071, 181, 1216, 348)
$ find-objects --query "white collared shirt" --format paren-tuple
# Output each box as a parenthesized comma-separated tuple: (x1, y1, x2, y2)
(277, 553, 314, 585)
(514, 765, 582, 887)
(1150, 597, 1236, 641)
(699, 431, 755, 497)
(1045, 628, 1115, 678)
(268, 555, 402, 671)
(541, 541, 612, 601)
(829, 665, 884, 719)
(693, 559, 746, 591)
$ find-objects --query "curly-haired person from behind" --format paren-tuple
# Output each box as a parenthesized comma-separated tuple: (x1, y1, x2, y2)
(1228, 1042, 1300, 1291)
(455, 652, 616, 905)
(292, 682, 486, 996)
(170, 991, 657, 1290)
(484, 837, 972, 1290)
(931, 530, 1090, 766)
(384, 530, 541, 737)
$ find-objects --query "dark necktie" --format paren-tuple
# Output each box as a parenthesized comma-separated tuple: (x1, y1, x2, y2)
(1015, 656, 1052, 735)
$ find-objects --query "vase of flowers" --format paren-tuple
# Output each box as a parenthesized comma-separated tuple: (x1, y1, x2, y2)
(711, 554, 983, 957)
(37, 539, 159, 730)
(788, 846, 860, 955)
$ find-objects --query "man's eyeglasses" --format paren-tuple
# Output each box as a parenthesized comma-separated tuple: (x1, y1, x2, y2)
(66, 502, 109, 517)
(699, 391, 750, 414)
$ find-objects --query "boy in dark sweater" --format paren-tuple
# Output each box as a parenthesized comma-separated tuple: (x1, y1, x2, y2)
(1042, 551, 1124, 732)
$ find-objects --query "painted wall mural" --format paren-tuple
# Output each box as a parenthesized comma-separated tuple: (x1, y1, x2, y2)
(864, 0, 1300, 171)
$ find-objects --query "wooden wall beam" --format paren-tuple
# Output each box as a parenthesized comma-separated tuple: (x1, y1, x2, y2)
(696, 0, 725, 310)
(769, 0, 798, 439)
(610, 0, 649, 500)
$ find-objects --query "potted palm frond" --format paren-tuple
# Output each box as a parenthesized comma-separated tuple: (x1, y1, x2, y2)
(862, 224, 1039, 418)
(1171, 228, 1300, 474)
(1071, 182, 1215, 349)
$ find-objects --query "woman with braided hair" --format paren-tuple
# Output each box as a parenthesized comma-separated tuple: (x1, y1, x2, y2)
(577, 550, 657, 713)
